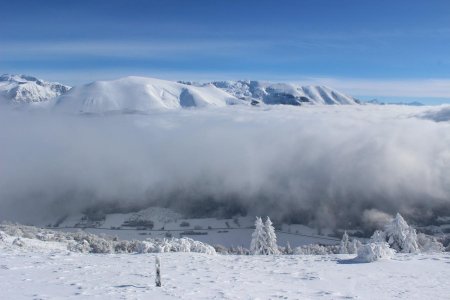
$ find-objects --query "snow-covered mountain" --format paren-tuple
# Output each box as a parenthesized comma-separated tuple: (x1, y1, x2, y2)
(54, 77, 360, 113)
(54, 76, 243, 113)
(207, 80, 359, 105)
(0, 74, 359, 112)
(0, 74, 71, 104)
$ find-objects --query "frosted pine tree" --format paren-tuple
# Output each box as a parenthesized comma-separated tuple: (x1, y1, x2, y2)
(264, 217, 279, 255)
(384, 213, 419, 253)
(285, 241, 293, 255)
(339, 231, 350, 254)
(402, 227, 420, 253)
(349, 239, 362, 254)
(250, 217, 267, 255)
(370, 230, 386, 243)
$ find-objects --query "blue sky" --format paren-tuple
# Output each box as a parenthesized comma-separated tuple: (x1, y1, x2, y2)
(1, 0, 450, 103)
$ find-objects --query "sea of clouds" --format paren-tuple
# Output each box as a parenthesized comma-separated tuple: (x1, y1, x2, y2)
(1, 104, 450, 231)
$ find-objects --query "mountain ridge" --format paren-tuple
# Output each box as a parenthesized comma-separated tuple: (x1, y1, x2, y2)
(53, 76, 243, 113)
(209, 80, 359, 105)
(0, 74, 71, 104)
(1, 74, 360, 112)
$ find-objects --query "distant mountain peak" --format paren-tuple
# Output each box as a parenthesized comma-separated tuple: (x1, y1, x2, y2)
(0, 74, 71, 104)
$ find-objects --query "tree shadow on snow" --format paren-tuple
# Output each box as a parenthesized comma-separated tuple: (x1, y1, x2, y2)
(337, 258, 369, 264)
(114, 285, 148, 289)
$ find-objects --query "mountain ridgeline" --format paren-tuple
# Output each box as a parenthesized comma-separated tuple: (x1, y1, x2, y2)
(0, 74, 360, 113)
(0, 74, 71, 104)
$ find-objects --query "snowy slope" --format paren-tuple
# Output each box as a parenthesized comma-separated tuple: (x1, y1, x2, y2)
(0, 247, 449, 299)
(0, 74, 70, 104)
(54, 76, 243, 113)
(210, 80, 359, 105)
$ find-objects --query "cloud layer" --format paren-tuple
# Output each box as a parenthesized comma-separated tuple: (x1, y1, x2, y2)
(301, 77, 450, 99)
(1, 105, 449, 230)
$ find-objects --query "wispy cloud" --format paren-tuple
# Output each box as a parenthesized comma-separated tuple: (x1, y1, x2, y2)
(299, 77, 450, 99)
(0, 40, 265, 60)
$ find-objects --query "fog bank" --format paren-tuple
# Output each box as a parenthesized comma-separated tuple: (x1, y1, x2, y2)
(1, 105, 449, 230)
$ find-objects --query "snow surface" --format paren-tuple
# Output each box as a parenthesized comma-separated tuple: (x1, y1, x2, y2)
(0, 74, 70, 104)
(0, 245, 449, 299)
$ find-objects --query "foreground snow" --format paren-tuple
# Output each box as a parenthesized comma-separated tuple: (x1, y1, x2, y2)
(0, 247, 448, 299)
(1, 222, 447, 298)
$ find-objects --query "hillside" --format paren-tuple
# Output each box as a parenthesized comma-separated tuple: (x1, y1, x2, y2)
(53, 76, 243, 113)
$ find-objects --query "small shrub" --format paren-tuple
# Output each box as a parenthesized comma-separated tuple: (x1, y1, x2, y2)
(179, 221, 190, 227)
(12, 237, 25, 247)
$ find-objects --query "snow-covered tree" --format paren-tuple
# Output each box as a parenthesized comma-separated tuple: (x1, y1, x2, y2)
(402, 228, 420, 253)
(294, 244, 331, 255)
(349, 239, 362, 254)
(0, 231, 7, 241)
(384, 213, 419, 253)
(228, 246, 250, 255)
(284, 241, 293, 255)
(339, 231, 350, 254)
(417, 233, 444, 253)
(12, 237, 24, 247)
(354, 242, 395, 263)
(250, 217, 267, 255)
(338, 231, 361, 254)
(370, 230, 386, 244)
(264, 217, 279, 255)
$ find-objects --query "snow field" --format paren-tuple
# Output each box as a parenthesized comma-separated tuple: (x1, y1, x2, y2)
(0, 249, 449, 299)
